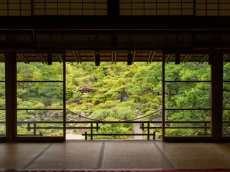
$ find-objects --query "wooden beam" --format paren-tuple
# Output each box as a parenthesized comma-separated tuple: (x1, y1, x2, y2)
(165, 54, 172, 64)
(115, 51, 117, 64)
(18, 54, 29, 64)
(58, 55, 63, 63)
(132, 51, 136, 64)
(0, 54, 5, 61)
(76, 51, 81, 64)
(73, 51, 79, 63)
(199, 54, 209, 64)
(147, 51, 152, 64)
(150, 51, 155, 64)
(18, 54, 26, 64)
(183, 54, 192, 63)
(183, 54, 189, 63)
(37, 55, 44, 64)
(1, 16, 230, 31)
(223, 54, 230, 61)
(92, 51, 95, 63)
(21, 55, 29, 64)
(39, 55, 45, 64)
(55, 55, 61, 63)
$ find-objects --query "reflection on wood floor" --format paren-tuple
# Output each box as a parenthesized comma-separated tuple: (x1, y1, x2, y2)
(0, 141, 230, 170)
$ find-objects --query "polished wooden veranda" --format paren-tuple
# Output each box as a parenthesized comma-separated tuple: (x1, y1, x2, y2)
(0, 141, 230, 170)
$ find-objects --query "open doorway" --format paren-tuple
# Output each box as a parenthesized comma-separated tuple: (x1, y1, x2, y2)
(65, 52, 163, 140)
(11, 52, 213, 142)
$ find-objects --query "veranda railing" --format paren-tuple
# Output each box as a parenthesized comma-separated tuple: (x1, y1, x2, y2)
(9, 120, 227, 139)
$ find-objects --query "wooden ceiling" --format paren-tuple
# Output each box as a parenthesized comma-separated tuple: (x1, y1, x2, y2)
(1, 52, 229, 63)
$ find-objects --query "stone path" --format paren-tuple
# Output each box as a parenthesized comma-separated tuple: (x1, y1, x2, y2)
(66, 134, 85, 140)
(133, 118, 143, 140)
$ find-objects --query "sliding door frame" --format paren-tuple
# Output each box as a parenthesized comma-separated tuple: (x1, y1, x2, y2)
(11, 51, 66, 142)
(162, 50, 222, 142)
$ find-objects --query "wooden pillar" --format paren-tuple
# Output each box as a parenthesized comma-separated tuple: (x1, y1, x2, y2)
(162, 52, 165, 141)
(63, 52, 66, 141)
(211, 51, 223, 142)
(5, 52, 16, 142)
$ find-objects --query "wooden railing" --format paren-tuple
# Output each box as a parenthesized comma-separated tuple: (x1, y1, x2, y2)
(13, 120, 224, 139)
(0, 121, 228, 138)
(81, 121, 212, 140)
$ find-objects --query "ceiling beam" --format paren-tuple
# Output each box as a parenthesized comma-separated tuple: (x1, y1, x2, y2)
(132, 51, 136, 64)
(55, 55, 62, 63)
(37, 55, 45, 64)
(76, 51, 81, 64)
(73, 51, 79, 63)
(73, 51, 81, 64)
(18, 54, 29, 64)
(0, 54, 5, 61)
(115, 51, 117, 64)
(165, 54, 172, 64)
(147, 51, 152, 64)
(150, 51, 155, 64)
(199, 54, 209, 63)
(92, 51, 95, 63)
(223, 54, 230, 61)
(165, 55, 170, 63)
(1, 16, 230, 31)
(183, 54, 189, 63)
(58, 55, 63, 63)
(183, 54, 192, 63)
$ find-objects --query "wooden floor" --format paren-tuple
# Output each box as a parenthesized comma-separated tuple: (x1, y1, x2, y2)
(0, 141, 230, 170)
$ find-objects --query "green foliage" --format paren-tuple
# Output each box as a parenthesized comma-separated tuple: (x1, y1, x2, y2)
(73, 91, 82, 99)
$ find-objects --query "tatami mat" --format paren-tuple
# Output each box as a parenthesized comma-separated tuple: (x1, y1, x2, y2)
(156, 142, 230, 169)
(101, 141, 171, 169)
(1, 141, 230, 170)
(0, 143, 49, 169)
(210, 143, 230, 157)
(28, 141, 102, 169)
